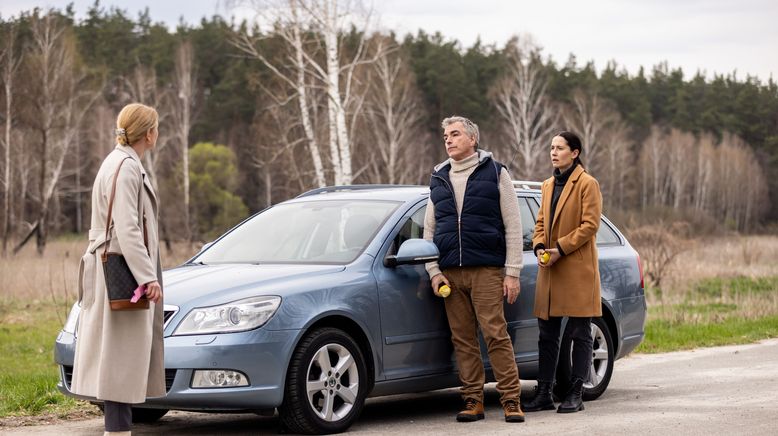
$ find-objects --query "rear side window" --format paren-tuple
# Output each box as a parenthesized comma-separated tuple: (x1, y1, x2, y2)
(518, 197, 535, 251)
(597, 221, 621, 246)
(531, 195, 621, 246)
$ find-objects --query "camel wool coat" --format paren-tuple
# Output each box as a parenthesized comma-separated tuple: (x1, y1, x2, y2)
(71, 145, 165, 404)
(532, 164, 602, 320)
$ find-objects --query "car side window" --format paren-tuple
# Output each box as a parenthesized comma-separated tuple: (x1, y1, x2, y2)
(518, 197, 535, 251)
(389, 205, 426, 255)
(597, 220, 621, 246)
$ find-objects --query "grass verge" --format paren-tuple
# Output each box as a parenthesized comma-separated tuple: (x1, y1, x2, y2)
(0, 300, 93, 420)
(636, 314, 778, 353)
(638, 274, 778, 353)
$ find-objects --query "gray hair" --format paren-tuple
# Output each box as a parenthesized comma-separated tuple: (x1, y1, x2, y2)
(441, 116, 479, 146)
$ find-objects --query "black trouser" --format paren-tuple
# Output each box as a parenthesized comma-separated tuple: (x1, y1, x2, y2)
(104, 400, 132, 432)
(537, 316, 593, 383)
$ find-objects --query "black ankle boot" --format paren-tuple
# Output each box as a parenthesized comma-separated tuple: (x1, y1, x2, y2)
(521, 381, 555, 412)
(557, 378, 585, 413)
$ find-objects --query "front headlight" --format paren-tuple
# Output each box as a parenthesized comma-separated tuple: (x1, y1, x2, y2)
(63, 302, 81, 334)
(173, 296, 281, 335)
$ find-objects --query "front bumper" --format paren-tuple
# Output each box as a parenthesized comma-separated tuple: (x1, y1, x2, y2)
(55, 327, 301, 410)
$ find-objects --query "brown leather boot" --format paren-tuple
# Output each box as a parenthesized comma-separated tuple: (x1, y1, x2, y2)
(456, 398, 484, 422)
(503, 399, 525, 423)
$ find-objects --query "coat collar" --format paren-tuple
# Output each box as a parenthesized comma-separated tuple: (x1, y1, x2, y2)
(545, 164, 585, 232)
(115, 144, 158, 206)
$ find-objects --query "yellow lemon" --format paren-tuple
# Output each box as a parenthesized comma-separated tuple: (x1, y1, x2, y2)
(540, 252, 551, 264)
(438, 284, 451, 298)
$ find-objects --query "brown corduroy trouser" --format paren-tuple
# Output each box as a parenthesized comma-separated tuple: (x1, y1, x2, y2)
(441, 266, 521, 405)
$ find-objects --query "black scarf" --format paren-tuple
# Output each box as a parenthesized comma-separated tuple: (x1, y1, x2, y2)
(549, 162, 578, 231)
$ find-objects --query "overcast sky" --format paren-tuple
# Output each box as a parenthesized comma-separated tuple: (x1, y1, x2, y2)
(2, 0, 776, 82)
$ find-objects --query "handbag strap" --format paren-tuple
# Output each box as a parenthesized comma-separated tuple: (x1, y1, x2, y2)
(102, 156, 148, 260)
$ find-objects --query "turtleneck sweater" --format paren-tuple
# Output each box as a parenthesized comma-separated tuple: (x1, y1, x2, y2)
(423, 151, 523, 278)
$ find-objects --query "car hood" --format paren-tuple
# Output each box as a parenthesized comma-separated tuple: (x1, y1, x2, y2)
(162, 263, 346, 306)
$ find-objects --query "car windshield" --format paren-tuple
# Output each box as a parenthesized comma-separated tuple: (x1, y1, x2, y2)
(195, 199, 400, 264)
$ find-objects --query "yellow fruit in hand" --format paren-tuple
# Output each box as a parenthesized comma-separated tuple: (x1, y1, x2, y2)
(438, 284, 451, 298)
(540, 252, 551, 264)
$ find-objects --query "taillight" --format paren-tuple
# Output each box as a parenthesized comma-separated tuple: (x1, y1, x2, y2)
(636, 252, 644, 289)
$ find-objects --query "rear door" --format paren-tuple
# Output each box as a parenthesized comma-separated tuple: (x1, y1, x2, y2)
(480, 195, 540, 369)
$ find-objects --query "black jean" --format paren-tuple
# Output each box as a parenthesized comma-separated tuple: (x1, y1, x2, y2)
(537, 316, 593, 383)
(104, 400, 132, 432)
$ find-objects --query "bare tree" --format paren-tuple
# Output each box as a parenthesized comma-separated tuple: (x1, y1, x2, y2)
(14, 12, 100, 254)
(0, 23, 22, 254)
(490, 35, 559, 181)
(666, 128, 695, 209)
(563, 90, 619, 175)
(599, 120, 631, 211)
(234, 0, 385, 187)
(232, 0, 326, 188)
(361, 37, 424, 184)
(693, 134, 715, 214)
(639, 126, 671, 208)
(628, 222, 691, 291)
(168, 40, 198, 242)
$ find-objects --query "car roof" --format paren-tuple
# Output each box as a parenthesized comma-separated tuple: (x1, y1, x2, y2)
(288, 184, 541, 204)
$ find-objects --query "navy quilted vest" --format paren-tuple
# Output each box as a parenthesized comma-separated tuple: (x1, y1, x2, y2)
(429, 157, 506, 269)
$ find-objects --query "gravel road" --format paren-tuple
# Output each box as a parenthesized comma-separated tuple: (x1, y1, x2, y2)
(5, 338, 778, 435)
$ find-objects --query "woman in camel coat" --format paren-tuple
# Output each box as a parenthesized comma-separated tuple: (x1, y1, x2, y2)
(522, 131, 602, 415)
(72, 103, 165, 434)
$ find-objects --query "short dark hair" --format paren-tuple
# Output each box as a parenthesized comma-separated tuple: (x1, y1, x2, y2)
(555, 131, 584, 167)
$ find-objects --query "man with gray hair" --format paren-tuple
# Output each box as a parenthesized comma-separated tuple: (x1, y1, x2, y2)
(424, 115, 525, 423)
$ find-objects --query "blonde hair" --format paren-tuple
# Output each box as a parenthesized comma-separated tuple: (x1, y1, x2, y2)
(115, 103, 158, 146)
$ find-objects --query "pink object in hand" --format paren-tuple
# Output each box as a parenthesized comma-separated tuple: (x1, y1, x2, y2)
(130, 284, 147, 303)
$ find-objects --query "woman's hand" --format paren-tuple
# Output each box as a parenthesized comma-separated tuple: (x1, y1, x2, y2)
(145, 280, 163, 303)
(539, 248, 562, 268)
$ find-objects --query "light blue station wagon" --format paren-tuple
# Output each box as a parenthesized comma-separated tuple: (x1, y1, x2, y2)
(55, 183, 646, 434)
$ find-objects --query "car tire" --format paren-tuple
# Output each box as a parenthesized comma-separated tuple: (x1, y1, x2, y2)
(554, 317, 614, 401)
(279, 327, 368, 434)
(95, 404, 169, 423)
(131, 407, 169, 423)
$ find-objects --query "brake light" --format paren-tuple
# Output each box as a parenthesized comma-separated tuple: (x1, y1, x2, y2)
(636, 252, 644, 289)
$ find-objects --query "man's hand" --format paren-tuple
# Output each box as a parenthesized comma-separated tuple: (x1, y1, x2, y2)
(503, 275, 520, 304)
(145, 280, 163, 304)
(431, 273, 450, 297)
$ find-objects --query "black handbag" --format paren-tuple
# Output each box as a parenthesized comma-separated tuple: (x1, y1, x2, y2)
(101, 156, 150, 310)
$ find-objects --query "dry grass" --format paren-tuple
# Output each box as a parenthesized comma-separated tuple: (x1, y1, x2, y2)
(644, 235, 778, 324)
(1, 237, 198, 305)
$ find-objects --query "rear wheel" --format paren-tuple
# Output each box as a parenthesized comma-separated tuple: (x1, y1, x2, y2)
(279, 327, 368, 434)
(554, 317, 614, 401)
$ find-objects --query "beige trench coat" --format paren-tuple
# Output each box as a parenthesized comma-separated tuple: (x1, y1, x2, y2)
(532, 165, 602, 320)
(71, 145, 165, 404)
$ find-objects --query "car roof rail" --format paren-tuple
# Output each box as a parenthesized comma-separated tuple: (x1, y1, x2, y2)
(296, 184, 422, 198)
(512, 180, 543, 190)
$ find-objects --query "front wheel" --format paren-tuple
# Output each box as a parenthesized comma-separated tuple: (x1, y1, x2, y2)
(554, 317, 614, 401)
(95, 404, 169, 423)
(131, 407, 169, 423)
(279, 327, 368, 434)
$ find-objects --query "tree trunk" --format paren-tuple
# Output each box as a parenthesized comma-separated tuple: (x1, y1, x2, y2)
(291, 0, 326, 188)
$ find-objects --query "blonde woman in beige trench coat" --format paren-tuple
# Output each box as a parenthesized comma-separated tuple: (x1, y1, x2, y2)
(522, 131, 602, 415)
(72, 103, 165, 435)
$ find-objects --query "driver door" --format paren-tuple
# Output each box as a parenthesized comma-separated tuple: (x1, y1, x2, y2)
(373, 201, 454, 380)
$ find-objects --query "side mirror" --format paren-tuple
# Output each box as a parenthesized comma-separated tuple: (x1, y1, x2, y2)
(384, 239, 439, 268)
